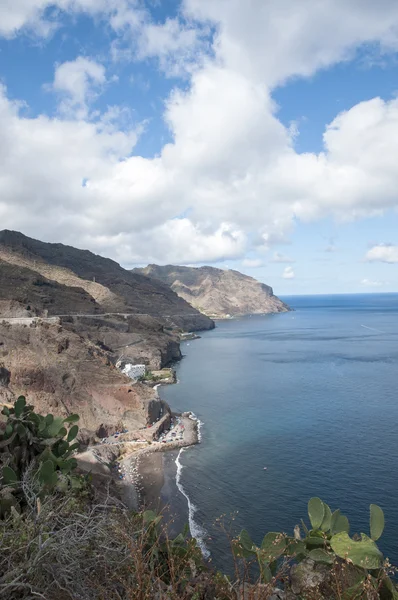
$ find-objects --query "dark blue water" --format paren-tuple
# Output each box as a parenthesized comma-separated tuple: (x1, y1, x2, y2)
(160, 294, 398, 569)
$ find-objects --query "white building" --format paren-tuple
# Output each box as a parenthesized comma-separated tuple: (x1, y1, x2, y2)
(121, 363, 146, 381)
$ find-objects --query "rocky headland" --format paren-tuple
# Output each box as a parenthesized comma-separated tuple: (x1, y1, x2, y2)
(134, 264, 290, 318)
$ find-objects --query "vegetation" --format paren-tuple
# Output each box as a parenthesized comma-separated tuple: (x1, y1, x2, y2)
(234, 497, 398, 598)
(0, 397, 82, 516)
(0, 398, 397, 599)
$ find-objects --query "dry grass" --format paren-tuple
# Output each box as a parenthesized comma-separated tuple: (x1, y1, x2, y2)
(0, 480, 396, 600)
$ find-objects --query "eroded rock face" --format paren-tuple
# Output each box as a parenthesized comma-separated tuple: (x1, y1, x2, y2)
(0, 322, 161, 434)
(134, 264, 290, 318)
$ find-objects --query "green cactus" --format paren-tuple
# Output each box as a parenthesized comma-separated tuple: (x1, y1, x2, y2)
(14, 396, 26, 418)
(330, 532, 383, 569)
(260, 532, 286, 562)
(320, 501, 332, 532)
(239, 529, 255, 552)
(2, 466, 18, 485)
(370, 503, 384, 541)
(0, 398, 82, 515)
(308, 548, 334, 564)
(38, 460, 58, 488)
(64, 414, 80, 424)
(308, 497, 325, 529)
(67, 425, 79, 442)
(330, 509, 350, 535)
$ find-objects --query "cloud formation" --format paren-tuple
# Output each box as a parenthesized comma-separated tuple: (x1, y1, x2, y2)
(2, 1, 398, 266)
(50, 57, 107, 118)
(366, 244, 398, 263)
(283, 267, 295, 280)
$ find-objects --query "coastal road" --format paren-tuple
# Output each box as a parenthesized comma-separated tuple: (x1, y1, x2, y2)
(1, 312, 202, 325)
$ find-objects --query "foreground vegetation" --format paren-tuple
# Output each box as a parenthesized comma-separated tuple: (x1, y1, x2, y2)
(0, 398, 397, 599)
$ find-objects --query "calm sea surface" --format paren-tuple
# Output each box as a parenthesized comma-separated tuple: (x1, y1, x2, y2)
(159, 294, 398, 569)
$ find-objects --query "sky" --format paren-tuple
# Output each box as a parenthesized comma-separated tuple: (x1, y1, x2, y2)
(1, 1, 398, 295)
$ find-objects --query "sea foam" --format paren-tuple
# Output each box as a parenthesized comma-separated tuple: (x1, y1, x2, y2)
(175, 447, 210, 559)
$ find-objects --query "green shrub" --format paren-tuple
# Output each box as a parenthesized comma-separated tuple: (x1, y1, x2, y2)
(0, 397, 83, 515)
(234, 497, 398, 599)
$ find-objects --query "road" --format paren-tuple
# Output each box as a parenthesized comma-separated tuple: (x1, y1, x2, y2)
(0, 312, 201, 325)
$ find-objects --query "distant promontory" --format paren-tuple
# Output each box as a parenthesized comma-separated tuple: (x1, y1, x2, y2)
(133, 264, 290, 319)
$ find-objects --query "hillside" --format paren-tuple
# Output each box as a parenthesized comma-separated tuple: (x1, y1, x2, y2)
(0, 230, 214, 332)
(0, 258, 101, 317)
(134, 264, 290, 318)
(0, 231, 214, 434)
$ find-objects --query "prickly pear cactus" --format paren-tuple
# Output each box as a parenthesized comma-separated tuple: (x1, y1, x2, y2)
(330, 532, 383, 569)
(0, 397, 83, 514)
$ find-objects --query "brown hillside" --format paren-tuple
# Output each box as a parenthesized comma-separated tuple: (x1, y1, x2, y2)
(134, 264, 290, 318)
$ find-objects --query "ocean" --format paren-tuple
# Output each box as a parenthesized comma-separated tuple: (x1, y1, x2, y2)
(159, 293, 398, 570)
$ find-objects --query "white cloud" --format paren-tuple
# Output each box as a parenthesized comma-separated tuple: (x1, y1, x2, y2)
(0, 1, 207, 78)
(133, 18, 209, 77)
(366, 244, 398, 263)
(272, 252, 295, 263)
(50, 57, 107, 118)
(183, 0, 398, 86)
(0, 0, 111, 38)
(2, 2, 398, 265)
(361, 278, 383, 287)
(283, 266, 295, 279)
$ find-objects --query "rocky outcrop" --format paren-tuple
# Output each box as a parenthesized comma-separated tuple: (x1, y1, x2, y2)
(134, 264, 290, 318)
(0, 320, 163, 434)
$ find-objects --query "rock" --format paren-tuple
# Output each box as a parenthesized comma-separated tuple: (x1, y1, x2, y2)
(0, 367, 10, 387)
(290, 558, 331, 596)
(134, 264, 290, 318)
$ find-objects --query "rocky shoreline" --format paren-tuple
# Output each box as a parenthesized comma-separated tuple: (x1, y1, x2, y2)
(77, 412, 199, 511)
(119, 413, 199, 510)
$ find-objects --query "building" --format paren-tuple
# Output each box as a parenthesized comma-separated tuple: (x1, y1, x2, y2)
(121, 363, 146, 381)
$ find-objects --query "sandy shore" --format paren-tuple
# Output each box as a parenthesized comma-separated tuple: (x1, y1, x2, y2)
(120, 413, 199, 510)
(115, 413, 199, 510)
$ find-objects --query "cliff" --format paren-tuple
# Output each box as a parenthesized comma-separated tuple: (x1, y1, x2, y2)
(0, 230, 214, 433)
(134, 264, 290, 318)
(0, 320, 163, 435)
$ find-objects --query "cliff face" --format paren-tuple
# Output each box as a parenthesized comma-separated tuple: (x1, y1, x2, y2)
(0, 230, 214, 433)
(135, 265, 290, 318)
(0, 321, 161, 434)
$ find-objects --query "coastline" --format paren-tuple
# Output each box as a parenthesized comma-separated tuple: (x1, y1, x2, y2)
(117, 412, 199, 511)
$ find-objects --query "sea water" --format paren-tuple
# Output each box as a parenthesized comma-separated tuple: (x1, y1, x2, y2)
(159, 294, 398, 570)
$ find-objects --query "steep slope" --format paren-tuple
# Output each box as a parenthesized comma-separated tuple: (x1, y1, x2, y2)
(0, 230, 214, 331)
(0, 259, 101, 317)
(0, 321, 162, 434)
(135, 264, 290, 318)
(0, 231, 214, 434)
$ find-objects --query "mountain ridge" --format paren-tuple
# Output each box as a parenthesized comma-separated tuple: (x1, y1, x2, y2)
(133, 264, 290, 318)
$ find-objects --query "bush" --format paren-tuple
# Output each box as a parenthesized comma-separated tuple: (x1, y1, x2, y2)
(0, 397, 83, 515)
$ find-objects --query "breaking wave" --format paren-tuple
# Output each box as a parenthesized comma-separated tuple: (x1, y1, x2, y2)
(175, 447, 210, 559)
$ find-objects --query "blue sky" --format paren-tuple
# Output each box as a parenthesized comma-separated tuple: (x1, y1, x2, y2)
(1, 0, 398, 294)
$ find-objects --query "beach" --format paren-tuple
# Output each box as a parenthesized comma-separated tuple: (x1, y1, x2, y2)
(116, 413, 199, 511)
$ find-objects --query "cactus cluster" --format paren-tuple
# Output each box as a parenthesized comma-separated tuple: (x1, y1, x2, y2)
(234, 497, 397, 598)
(0, 396, 82, 515)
